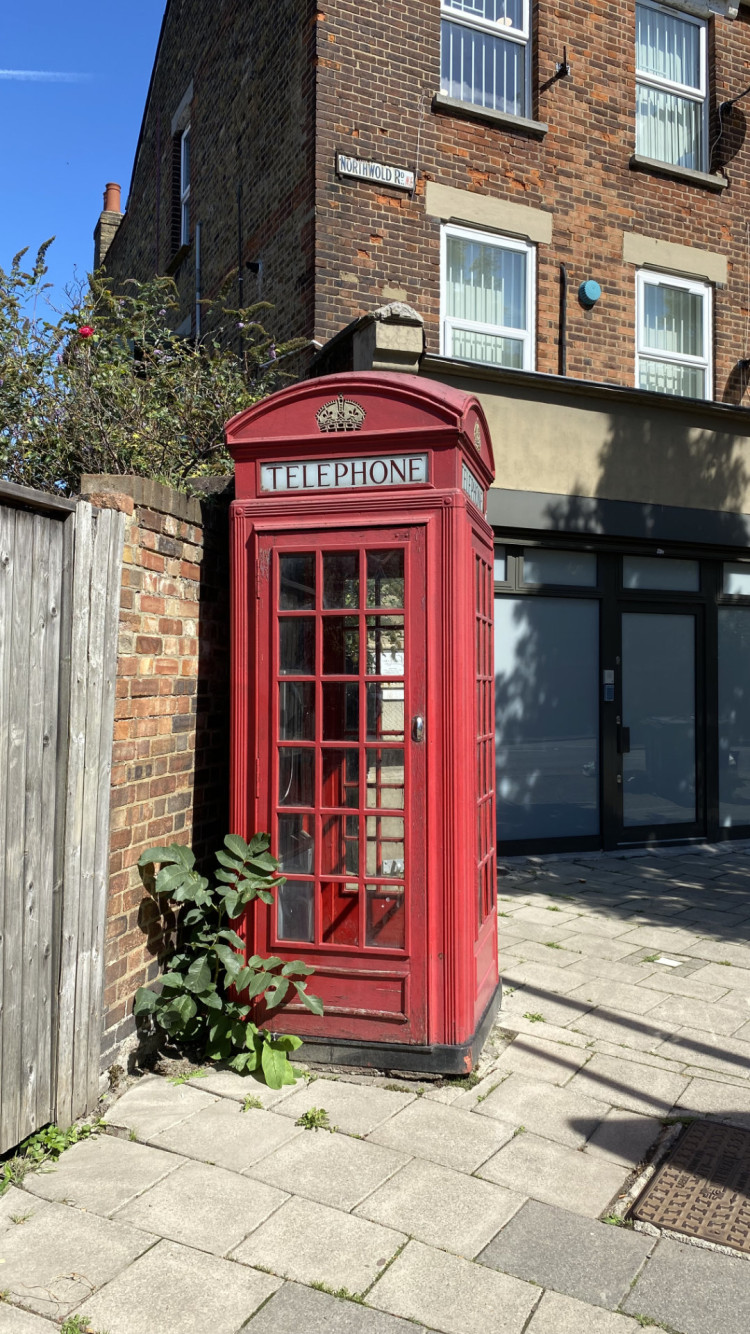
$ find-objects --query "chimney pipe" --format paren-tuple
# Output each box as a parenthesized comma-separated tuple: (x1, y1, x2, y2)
(103, 182, 122, 214)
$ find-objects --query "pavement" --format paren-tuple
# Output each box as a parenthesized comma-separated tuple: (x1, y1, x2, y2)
(2, 843, 750, 1334)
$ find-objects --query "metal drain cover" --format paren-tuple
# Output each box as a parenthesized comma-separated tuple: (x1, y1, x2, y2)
(631, 1120, 750, 1254)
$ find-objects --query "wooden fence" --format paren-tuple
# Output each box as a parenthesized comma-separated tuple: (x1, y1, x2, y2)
(0, 481, 124, 1153)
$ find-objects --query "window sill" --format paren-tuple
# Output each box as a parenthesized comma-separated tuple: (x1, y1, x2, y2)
(165, 241, 191, 275)
(432, 93, 548, 139)
(629, 155, 728, 193)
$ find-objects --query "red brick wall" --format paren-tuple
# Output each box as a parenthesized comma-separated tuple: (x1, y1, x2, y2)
(314, 2, 750, 403)
(81, 477, 231, 1069)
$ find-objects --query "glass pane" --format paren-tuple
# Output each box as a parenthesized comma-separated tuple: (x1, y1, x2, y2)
(323, 617, 359, 674)
(280, 618, 315, 674)
(636, 3, 701, 90)
(724, 563, 750, 595)
(447, 233, 526, 329)
(277, 813, 314, 873)
(367, 683, 405, 741)
(278, 748, 314, 807)
(450, 327, 524, 368)
(638, 357, 705, 399)
(443, 1, 524, 31)
(279, 682, 314, 740)
(719, 608, 750, 826)
(322, 882, 359, 946)
(366, 749, 405, 809)
(636, 83, 702, 168)
(494, 548, 507, 582)
(523, 550, 597, 587)
(322, 814, 359, 875)
(322, 749, 359, 807)
(623, 556, 699, 591)
(641, 283, 703, 358)
(495, 597, 599, 841)
(367, 815, 405, 876)
(622, 613, 696, 827)
(440, 19, 525, 115)
(277, 880, 314, 943)
(323, 553, 359, 608)
(323, 682, 359, 740)
(367, 617, 405, 676)
(280, 554, 315, 610)
(366, 885, 405, 949)
(367, 551, 404, 607)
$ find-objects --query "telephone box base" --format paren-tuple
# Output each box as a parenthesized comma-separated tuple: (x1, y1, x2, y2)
(293, 981, 502, 1077)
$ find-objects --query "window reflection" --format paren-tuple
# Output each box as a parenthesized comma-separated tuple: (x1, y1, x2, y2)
(280, 554, 315, 609)
(367, 550, 404, 608)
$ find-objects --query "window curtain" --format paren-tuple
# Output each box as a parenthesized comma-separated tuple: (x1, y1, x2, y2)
(443, 0, 524, 25)
(635, 4, 702, 168)
(446, 235, 526, 366)
(639, 281, 705, 397)
(440, 19, 524, 114)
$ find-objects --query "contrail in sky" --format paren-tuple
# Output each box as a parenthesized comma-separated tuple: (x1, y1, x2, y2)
(0, 69, 90, 82)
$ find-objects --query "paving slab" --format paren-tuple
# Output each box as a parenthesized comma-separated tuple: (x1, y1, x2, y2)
(634, 970, 731, 1003)
(565, 979, 663, 1016)
(71, 1237, 281, 1334)
(583, 1109, 663, 1167)
(367, 1096, 514, 1171)
(569, 1008, 668, 1052)
(354, 1156, 526, 1259)
(556, 934, 641, 961)
(500, 960, 586, 995)
(473, 1073, 611, 1147)
(367, 1238, 539, 1334)
(690, 962, 750, 990)
(565, 1052, 690, 1116)
(587, 1042, 688, 1074)
(465, 1034, 589, 1088)
(525, 1291, 642, 1333)
(114, 1158, 288, 1254)
(244, 1125, 408, 1209)
(654, 1026, 750, 1079)
(503, 939, 585, 968)
(476, 1132, 626, 1217)
(478, 1199, 654, 1309)
(0, 1199, 154, 1318)
(0, 1308, 60, 1332)
(561, 956, 664, 985)
(185, 1066, 297, 1107)
(684, 940, 750, 967)
(150, 1096, 302, 1168)
(499, 988, 594, 1028)
(622, 1236, 750, 1334)
(673, 1075, 750, 1127)
(506, 905, 582, 926)
(0, 1185, 50, 1232)
(21, 1133, 183, 1216)
(645, 994, 748, 1036)
(103, 1074, 217, 1137)
(274, 1076, 414, 1135)
(245, 1281, 428, 1333)
(233, 1194, 405, 1293)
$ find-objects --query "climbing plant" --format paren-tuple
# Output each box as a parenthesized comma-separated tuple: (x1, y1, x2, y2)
(134, 833, 322, 1089)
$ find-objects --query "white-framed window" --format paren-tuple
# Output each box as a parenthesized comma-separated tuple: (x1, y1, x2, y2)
(440, 1, 530, 118)
(636, 270, 712, 399)
(441, 224, 535, 370)
(180, 125, 191, 246)
(635, 1, 707, 171)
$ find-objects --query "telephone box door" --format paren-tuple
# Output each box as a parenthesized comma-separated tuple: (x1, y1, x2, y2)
(254, 523, 428, 1046)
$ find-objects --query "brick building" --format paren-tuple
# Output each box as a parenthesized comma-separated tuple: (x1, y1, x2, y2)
(101, 1, 750, 865)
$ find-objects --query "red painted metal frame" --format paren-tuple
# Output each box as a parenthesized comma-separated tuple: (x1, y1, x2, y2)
(226, 372, 499, 1070)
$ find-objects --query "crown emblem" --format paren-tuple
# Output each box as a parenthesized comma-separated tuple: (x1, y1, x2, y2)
(316, 394, 366, 433)
(474, 421, 482, 451)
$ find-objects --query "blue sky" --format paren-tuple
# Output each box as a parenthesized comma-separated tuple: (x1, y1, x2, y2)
(0, 1, 165, 310)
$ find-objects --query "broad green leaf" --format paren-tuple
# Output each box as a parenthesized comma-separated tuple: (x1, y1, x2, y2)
(281, 960, 315, 977)
(272, 1033, 303, 1052)
(247, 833, 271, 856)
(215, 869, 239, 884)
(170, 993, 197, 1025)
(213, 943, 243, 976)
(155, 863, 189, 895)
(172, 845, 196, 870)
(133, 987, 158, 1015)
(261, 1040, 287, 1090)
(295, 982, 324, 1016)
(248, 852, 278, 873)
(260, 956, 283, 971)
(216, 849, 242, 869)
(217, 929, 245, 949)
(224, 833, 250, 859)
(183, 956, 212, 993)
(264, 977, 290, 1009)
(222, 891, 241, 918)
(160, 973, 187, 992)
(244, 970, 273, 999)
(138, 845, 180, 868)
(202, 988, 223, 1010)
(256, 890, 274, 905)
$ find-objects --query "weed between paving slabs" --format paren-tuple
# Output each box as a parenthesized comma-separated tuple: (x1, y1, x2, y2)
(631, 1120, 750, 1256)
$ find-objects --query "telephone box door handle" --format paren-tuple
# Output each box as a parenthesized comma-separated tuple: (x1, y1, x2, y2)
(412, 715, 425, 743)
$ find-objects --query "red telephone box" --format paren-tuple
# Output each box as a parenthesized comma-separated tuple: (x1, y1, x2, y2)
(226, 372, 499, 1073)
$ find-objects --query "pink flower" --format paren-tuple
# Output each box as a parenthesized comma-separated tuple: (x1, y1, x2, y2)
(78, 325, 94, 338)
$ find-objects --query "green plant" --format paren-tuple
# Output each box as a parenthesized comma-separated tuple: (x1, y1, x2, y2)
(546, 905, 562, 912)
(168, 1069, 208, 1086)
(0, 1120, 103, 1198)
(61, 1318, 109, 1334)
(310, 1281, 365, 1304)
(295, 1107, 336, 1132)
(134, 833, 322, 1090)
(523, 1012, 545, 1023)
(451, 1072, 481, 1090)
(475, 1081, 502, 1104)
(0, 242, 303, 495)
(544, 941, 562, 949)
(242, 1095, 264, 1112)
(718, 960, 732, 966)
(128, 1128, 138, 1142)
(513, 1124, 527, 1136)
(10, 1212, 32, 1224)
